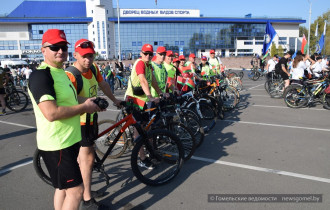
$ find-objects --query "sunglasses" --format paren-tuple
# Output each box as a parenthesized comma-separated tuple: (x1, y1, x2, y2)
(158, 53, 166, 56)
(142, 52, 153, 56)
(44, 45, 68, 52)
(76, 41, 94, 49)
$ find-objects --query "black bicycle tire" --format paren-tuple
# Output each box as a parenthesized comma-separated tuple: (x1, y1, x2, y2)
(238, 71, 244, 80)
(268, 80, 284, 99)
(221, 86, 238, 111)
(130, 129, 184, 186)
(322, 93, 330, 110)
(95, 119, 129, 159)
(114, 77, 121, 90)
(252, 71, 261, 81)
(283, 85, 309, 108)
(33, 149, 52, 186)
(6, 90, 29, 112)
(181, 114, 205, 148)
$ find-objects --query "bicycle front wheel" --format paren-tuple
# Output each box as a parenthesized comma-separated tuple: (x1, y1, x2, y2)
(6, 91, 29, 112)
(33, 149, 52, 186)
(322, 93, 330, 110)
(95, 119, 128, 159)
(131, 129, 184, 186)
(283, 85, 308, 108)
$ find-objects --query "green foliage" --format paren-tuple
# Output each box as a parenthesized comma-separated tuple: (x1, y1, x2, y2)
(278, 45, 284, 57)
(270, 42, 277, 56)
(309, 10, 329, 54)
(299, 26, 308, 37)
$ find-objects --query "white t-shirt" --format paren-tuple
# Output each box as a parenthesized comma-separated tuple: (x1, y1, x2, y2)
(291, 61, 305, 80)
(24, 68, 33, 79)
(267, 59, 277, 72)
(321, 59, 328, 68)
(305, 60, 312, 74)
(311, 62, 322, 77)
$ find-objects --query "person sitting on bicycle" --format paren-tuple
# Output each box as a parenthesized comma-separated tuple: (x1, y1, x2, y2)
(0, 66, 10, 115)
(66, 39, 121, 210)
(311, 56, 328, 78)
(265, 54, 278, 80)
(290, 55, 305, 85)
(125, 43, 164, 169)
(275, 50, 294, 89)
(208, 49, 223, 76)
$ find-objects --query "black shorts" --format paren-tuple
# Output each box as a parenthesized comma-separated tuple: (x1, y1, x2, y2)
(39, 142, 82, 190)
(280, 71, 289, 80)
(0, 88, 5, 94)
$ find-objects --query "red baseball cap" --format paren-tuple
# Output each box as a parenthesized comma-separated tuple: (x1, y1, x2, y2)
(210, 49, 215, 54)
(166, 50, 174, 57)
(175, 52, 179, 57)
(189, 53, 196, 58)
(74, 39, 95, 56)
(156, 46, 166, 54)
(42, 29, 69, 45)
(179, 55, 185, 60)
(142, 44, 153, 53)
(201, 56, 207, 61)
(152, 56, 157, 61)
(173, 58, 180, 63)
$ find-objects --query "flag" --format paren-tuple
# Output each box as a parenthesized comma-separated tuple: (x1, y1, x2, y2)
(317, 21, 327, 54)
(177, 76, 186, 85)
(166, 76, 175, 88)
(262, 50, 270, 61)
(126, 96, 146, 110)
(292, 50, 297, 59)
(301, 34, 308, 54)
(185, 78, 195, 89)
(262, 21, 277, 55)
(181, 66, 192, 74)
(315, 22, 318, 37)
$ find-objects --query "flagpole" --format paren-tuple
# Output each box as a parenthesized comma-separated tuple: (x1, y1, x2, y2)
(322, 20, 327, 55)
(116, 0, 121, 62)
(307, 0, 312, 55)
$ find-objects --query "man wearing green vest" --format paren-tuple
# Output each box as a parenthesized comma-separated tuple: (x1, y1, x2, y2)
(125, 44, 163, 169)
(208, 49, 223, 75)
(185, 53, 197, 73)
(66, 39, 121, 210)
(200, 56, 211, 77)
(163, 50, 179, 92)
(28, 29, 100, 210)
(151, 46, 168, 97)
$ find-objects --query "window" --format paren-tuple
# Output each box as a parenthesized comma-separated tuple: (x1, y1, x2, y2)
(25, 46, 30, 49)
(200, 28, 204, 32)
(159, 41, 164, 46)
(180, 41, 184, 45)
(154, 41, 158, 46)
(9, 46, 14, 50)
(137, 42, 142, 46)
(132, 42, 136, 46)
(244, 41, 253, 45)
(255, 42, 264, 45)
(175, 41, 179, 45)
(38, 30, 43, 34)
(92, 10, 93, 14)
(255, 37, 264, 40)
(0, 46, 4, 50)
(66, 29, 71, 34)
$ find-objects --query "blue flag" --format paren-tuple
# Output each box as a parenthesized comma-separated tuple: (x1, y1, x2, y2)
(262, 21, 277, 55)
(317, 34, 325, 54)
(292, 50, 297, 59)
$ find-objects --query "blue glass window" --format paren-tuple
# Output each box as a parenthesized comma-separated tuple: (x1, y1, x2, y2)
(180, 41, 184, 45)
(175, 41, 179, 45)
(132, 42, 136, 46)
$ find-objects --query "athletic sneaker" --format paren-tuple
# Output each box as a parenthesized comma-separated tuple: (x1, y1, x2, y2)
(0, 111, 6, 116)
(80, 198, 110, 210)
(138, 158, 155, 170)
(91, 190, 106, 198)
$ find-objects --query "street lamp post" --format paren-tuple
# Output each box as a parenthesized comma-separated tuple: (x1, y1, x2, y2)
(116, 0, 121, 61)
(307, 0, 312, 55)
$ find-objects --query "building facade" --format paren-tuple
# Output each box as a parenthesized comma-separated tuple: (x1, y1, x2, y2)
(0, 0, 306, 61)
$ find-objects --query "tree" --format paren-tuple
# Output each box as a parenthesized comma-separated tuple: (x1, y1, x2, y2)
(278, 45, 284, 57)
(270, 42, 277, 56)
(299, 26, 308, 37)
(308, 10, 329, 54)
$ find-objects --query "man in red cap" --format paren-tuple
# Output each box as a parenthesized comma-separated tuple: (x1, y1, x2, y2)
(150, 46, 168, 96)
(208, 49, 223, 75)
(200, 56, 211, 77)
(164, 50, 179, 92)
(185, 53, 197, 73)
(65, 39, 121, 209)
(28, 29, 100, 210)
(125, 43, 163, 169)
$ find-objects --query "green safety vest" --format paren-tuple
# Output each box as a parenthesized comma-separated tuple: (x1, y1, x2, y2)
(201, 65, 211, 77)
(151, 62, 167, 97)
(208, 58, 220, 74)
(125, 59, 152, 102)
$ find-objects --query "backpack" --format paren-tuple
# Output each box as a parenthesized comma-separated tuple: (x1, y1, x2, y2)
(65, 64, 97, 94)
(275, 62, 281, 74)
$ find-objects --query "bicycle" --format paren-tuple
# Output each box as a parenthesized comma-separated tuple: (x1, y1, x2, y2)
(283, 76, 330, 108)
(1, 82, 29, 112)
(33, 101, 185, 186)
(114, 71, 129, 90)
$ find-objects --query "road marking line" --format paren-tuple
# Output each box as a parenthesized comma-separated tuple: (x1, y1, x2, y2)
(241, 95, 269, 97)
(0, 120, 36, 129)
(246, 84, 264, 90)
(223, 119, 330, 132)
(191, 156, 330, 184)
(252, 104, 326, 111)
(106, 109, 120, 112)
(0, 160, 33, 175)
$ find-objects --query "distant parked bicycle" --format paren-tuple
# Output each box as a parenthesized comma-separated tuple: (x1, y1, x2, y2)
(1, 81, 29, 112)
(114, 71, 129, 90)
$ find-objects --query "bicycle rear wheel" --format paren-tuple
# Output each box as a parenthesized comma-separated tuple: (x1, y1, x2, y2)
(220, 86, 238, 111)
(95, 119, 128, 159)
(6, 91, 29, 112)
(322, 93, 330, 110)
(268, 80, 284, 98)
(33, 149, 52, 186)
(180, 113, 205, 148)
(131, 129, 184, 186)
(283, 85, 308, 108)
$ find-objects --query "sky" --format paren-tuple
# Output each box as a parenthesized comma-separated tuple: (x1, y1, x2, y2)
(1, 0, 329, 27)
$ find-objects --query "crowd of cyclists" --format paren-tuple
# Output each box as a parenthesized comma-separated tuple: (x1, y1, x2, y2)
(3, 28, 328, 210)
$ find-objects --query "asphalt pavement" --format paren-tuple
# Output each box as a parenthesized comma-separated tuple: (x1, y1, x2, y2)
(0, 73, 329, 210)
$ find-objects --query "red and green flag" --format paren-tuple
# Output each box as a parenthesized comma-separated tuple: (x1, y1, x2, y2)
(177, 76, 186, 85)
(126, 96, 145, 110)
(301, 34, 308, 54)
(181, 66, 192, 74)
(185, 78, 195, 89)
(167, 76, 175, 88)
